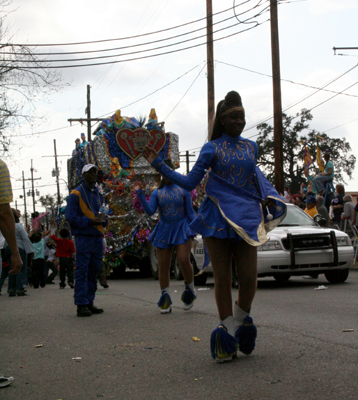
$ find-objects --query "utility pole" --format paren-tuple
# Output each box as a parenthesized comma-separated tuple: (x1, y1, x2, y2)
(54, 139, 61, 206)
(17, 163, 40, 217)
(68, 85, 103, 142)
(30, 160, 42, 213)
(180, 151, 196, 174)
(206, 0, 215, 130)
(270, 0, 283, 194)
(22, 171, 28, 226)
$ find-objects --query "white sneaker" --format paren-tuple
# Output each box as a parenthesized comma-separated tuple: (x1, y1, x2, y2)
(0, 375, 14, 388)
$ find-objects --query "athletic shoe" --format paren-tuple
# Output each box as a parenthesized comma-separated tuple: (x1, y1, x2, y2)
(0, 375, 14, 388)
(60, 283, 66, 289)
(69, 283, 74, 289)
(87, 305, 104, 314)
(235, 316, 257, 355)
(77, 305, 92, 317)
(181, 285, 197, 311)
(157, 290, 172, 314)
(210, 324, 239, 363)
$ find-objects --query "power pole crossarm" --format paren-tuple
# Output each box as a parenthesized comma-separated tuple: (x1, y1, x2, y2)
(179, 151, 196, 174)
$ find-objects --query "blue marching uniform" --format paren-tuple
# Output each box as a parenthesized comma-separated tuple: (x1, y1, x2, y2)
(151, 134, 286, 246)
(136, 184, 196, 249)
(65, 182, 108, 306)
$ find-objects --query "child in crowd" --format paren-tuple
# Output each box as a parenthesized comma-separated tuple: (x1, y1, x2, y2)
(51, 228, 75, 289)
(31, 233, 46, 288)
(44, 239, 58, 284)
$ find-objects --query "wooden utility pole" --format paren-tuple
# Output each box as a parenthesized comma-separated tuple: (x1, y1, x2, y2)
(206, 0, 215, 129)
(54, 139, 61, 206)
(68, 85, 103, 142)
(22, 171, 28, 226)
(179, 151, 196, 174)
(270, 0, 283, 194)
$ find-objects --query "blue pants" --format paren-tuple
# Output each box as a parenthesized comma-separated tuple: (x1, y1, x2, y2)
(74, 235, 103, 306)
(6, 247, 27, 294)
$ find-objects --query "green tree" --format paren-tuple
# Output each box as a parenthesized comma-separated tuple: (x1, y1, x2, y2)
(38, 193, 65, 208)
(0, 0, 62, 153)
(255, 109, 356, 193)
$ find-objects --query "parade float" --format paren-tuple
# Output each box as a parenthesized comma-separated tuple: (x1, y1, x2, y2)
(67, 108, 181, 278)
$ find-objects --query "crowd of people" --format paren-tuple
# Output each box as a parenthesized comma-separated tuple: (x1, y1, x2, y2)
(1, 89, 358, 388)
(283, 172, 358, 234)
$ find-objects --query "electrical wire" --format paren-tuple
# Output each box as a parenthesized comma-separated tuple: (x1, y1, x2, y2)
(163, 63, 207, 120)
(4, 10, 268, 66)
(10, 62, 206, 137)
(5, 1, 268, 48)
(217, 61, 358, 98)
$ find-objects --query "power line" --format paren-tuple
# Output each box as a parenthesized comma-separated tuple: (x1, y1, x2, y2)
(6, 1, 269, 48)
(217, 61, 358, 98)
(3, 13, 241, 57)
(8, 62, 206, 137)
(5, 18, 268, 69)
(164, 63, 207, 120)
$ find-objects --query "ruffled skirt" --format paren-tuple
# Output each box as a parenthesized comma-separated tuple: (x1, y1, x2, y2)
(150, 218, 196, 249)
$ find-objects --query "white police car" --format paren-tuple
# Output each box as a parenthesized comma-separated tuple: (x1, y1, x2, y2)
(192, 204, 354, 285)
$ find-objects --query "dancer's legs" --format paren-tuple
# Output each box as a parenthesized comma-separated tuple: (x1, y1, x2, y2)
(175, 239, 193, 284)
(156, 247, 173, 290)
(204, 237, 233, 321)
(231, 240, 257, 313)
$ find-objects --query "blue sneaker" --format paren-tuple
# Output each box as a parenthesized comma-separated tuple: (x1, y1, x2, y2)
(210, 324, 239, 363)
(181, 285, 197, 310)
(157, 290, 172, 314)
(235, 316, 257, 355)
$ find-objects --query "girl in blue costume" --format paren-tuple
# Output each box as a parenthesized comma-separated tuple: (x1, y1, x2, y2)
(143, 91, 286, 362)
(134, 159, 197, 314)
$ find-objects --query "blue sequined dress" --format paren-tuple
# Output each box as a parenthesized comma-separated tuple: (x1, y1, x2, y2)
(136, 184, 196, 249)
(151, 134, 286, 246)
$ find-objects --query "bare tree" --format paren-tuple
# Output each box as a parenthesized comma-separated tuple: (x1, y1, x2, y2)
(0, 0, 62, 153)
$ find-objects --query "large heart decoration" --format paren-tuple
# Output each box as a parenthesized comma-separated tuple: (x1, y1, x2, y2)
(115, 128, 166, 161)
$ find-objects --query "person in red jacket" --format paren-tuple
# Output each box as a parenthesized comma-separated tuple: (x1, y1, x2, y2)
(51, 228, 75, 289)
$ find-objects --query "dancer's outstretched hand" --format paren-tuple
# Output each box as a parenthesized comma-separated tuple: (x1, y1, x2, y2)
(133, 182, 142, 191)
(143, 144, 159, 164)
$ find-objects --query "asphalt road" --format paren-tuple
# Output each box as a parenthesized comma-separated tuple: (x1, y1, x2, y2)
(1, 268, 358, 400)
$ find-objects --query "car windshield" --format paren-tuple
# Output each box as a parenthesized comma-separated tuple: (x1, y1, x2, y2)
(278, 205, 317, 227)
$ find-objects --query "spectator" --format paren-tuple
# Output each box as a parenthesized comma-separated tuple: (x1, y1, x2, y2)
(6, 209, 34, 296)
(44, 238, 58, 284)
(31, 233, 46, 289)
(51, 228, 75, 289)
(302, 166, 316, 194)
(304, 195, 319, 218)
(353, 202, 358, 230)
(341, 194, 356, 236)
(0, 158, 24, 388)
(316, 195, 329, 222)
(313, 152, 334, 195)
(331, 184, 345, 228)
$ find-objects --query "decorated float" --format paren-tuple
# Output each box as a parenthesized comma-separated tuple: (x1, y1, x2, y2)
(67, 108, 180, 278)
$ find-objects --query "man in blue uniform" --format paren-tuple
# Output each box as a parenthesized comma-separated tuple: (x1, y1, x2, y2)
(65, 164, 108, 317)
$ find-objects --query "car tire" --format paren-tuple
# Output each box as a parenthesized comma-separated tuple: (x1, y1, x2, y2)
(172, 251, 184, 281)
(110, 263, 126, 279)
(324, 269, 349, 284)
(150, 245, 159, 280)
(274, 274, 291, 283)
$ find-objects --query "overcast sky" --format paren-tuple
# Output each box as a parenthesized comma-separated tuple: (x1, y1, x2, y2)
(3, 0, 358, 213)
